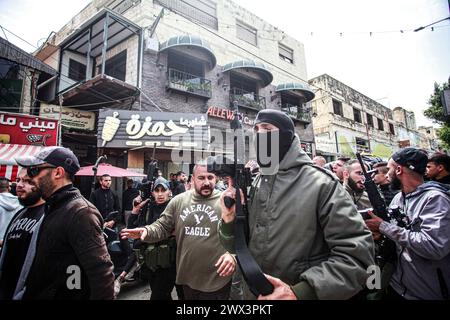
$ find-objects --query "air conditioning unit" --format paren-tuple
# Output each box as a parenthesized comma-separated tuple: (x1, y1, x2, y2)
(145, 37, 159, 52)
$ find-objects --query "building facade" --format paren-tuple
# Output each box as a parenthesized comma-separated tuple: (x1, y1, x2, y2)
(309, 74, 398, 162)
(34, 0, 316, 188)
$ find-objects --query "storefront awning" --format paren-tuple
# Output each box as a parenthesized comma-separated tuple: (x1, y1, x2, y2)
(276, 83, 315, 102)
(0, 144, 45, 181)
(223, 60, 273, 87)
(159, 35, 217, 69)
(59, 74, 139, 109)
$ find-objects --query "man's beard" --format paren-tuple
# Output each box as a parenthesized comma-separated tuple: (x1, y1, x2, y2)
(390, 174, 402, 190)
(348, 177, 364, 193)
(36, 171, 56, 200)
(18, 185, 42, 206)
(195, 185, 213, 198)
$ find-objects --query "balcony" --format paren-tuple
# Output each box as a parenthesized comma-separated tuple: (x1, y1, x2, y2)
(281, 103, 312, 123)
(166, 68, 212, 99)
(230, 88, 266, 111)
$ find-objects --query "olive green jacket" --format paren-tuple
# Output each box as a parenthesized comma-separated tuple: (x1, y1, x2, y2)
(219, 135, 375, 300)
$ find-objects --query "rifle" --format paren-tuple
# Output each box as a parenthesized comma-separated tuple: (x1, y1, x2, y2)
(207, 101, 274, 297)
(92, 155, 107, 195)
(355, 153, 397, 267)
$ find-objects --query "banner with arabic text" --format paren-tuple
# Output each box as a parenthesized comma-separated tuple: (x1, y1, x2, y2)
(0, 111, 59, 146)
(97, 109, 209, 150)
(39, 104, 95, 131)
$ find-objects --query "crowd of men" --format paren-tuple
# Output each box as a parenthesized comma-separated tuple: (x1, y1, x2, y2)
(0, 109, 449, 300)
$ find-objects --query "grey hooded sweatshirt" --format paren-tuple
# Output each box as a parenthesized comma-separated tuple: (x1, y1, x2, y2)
(0, 192, 22, 241)
(380, 181, 450, 300)
(219, 135, 375, 299)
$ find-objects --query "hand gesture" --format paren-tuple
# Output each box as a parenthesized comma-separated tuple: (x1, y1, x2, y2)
(120, 227, 148, 241)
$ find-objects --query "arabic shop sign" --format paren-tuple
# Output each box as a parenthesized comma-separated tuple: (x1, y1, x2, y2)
(39, 104, 95, 131)
(0, 111, 59, 146)
(206, 106, 255, 126)
(98, 109, 209, 149)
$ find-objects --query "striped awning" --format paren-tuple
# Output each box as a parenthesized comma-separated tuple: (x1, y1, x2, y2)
(0, 144, 44, 181)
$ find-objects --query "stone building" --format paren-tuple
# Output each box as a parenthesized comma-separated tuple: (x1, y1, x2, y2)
(309, 74, 398, 161)
(34, 0, 316, 185)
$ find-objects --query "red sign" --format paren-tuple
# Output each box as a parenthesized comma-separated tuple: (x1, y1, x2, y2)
(207, 106, 255, 126)
(0, 112, 59, 146)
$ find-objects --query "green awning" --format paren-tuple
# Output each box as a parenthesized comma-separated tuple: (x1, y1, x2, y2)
(159, 35, 217, 68)
(223, 60, 273, 87)
(276, 83, 315, 102)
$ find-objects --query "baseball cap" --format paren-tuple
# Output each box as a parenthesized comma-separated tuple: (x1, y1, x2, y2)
(391, 147, 428, 175)
(15, 146, 80, 174)
(152, 177, 170, 191)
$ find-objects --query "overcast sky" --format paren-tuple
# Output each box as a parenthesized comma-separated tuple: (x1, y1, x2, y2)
(1, 0, 449, 127)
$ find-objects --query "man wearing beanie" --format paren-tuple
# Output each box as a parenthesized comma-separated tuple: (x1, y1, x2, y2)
(219, 109, 375, 300)
(365, 148, 450, 300)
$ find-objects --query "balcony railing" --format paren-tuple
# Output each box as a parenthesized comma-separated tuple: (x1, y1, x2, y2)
(230, 88, 266, 110)
(281, 103, 312, 122)
(167, 68, 212, 98)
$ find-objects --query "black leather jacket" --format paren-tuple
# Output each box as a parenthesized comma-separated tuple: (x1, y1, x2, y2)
(23, 185, 114, 300)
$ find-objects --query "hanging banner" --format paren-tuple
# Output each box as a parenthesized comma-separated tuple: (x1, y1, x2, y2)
(0, 111, 59, 146)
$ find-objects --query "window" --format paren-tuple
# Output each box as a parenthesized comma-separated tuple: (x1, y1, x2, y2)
(279, 43, 294, 64)
(356, 137, 370, 153)
(236, 20, 257, 46)
(389, 123, 395, 134)
(168, 51, 204, 77)
(353, 108, 362, 123)
(156, 0, 218, 29)
(366, 113, 374, 128)
(332, 99, 343, 116)
(377, 118, 384, 131)
(68, 59, 86, 82)
(230, 73, 257, 94)
(101, 50, 127, 81)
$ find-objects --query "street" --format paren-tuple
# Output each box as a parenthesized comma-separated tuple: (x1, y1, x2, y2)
(117, 280, 179, 300)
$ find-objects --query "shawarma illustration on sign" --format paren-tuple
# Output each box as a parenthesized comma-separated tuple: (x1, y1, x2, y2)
(101, 112, 121, 147)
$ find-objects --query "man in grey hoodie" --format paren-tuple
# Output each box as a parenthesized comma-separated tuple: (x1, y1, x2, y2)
(0, 177, 22, 247)
(366, 147, 450, 300)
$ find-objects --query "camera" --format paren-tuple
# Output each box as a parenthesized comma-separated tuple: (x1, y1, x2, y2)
(138, 160, 159, 201)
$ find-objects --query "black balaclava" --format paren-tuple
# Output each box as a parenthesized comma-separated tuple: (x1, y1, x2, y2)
(254, 109, 295, 168)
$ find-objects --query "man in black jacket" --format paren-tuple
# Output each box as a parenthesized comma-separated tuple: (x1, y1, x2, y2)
(90, 174, 121, 228)
(14, 147, 114, 299)
(0, 168, 45, 299)
(118, 177, 179, 300)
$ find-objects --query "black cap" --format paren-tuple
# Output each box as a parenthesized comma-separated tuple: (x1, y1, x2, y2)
(391, 147, 428, 175)
(15, 146, 80, 174)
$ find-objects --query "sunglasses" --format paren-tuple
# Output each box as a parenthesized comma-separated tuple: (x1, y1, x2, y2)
(27, 166, 56, 178)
